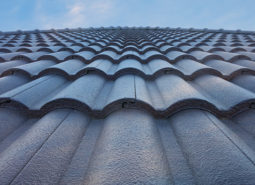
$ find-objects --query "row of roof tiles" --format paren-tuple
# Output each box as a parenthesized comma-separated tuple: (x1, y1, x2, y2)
(0, 49, 255, 63)
(1, 31, 255, 43)
(2, 38, 255, 47)
(1, 72, 255, 118)
(1, 58, 255, 80)
(1, 108, 255, 184)
(2, 45, 255, 55)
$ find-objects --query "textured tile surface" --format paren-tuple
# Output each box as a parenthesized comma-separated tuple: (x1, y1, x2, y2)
(1, 27, 255, 184)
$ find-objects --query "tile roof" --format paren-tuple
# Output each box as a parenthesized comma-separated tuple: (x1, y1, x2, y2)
(1, 27, 255, 184)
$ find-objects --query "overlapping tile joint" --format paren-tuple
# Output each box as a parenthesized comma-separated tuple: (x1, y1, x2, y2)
(1, 27, 255, 184)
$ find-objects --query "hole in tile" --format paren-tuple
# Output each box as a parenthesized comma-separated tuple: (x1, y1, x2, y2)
(0, 100, 11, 105)
(122, 102, 127, 108)
(129, 101, 136, 105)
(241, 70, 247, 75)
(249, 102, 255, 109)
(164, 70, 172, 74)
(84, 69, 95, 75)
(122, 101, 136, 108)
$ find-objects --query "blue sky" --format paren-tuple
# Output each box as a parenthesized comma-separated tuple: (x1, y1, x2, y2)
(0, 0, 254, 31)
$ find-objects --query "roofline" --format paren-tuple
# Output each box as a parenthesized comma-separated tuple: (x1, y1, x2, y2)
(0, 26, 255, 35)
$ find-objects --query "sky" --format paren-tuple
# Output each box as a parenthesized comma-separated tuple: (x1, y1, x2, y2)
(0, 0, 254, 32)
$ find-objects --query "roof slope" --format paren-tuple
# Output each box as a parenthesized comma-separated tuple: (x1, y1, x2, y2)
(0, 27, 255, 184)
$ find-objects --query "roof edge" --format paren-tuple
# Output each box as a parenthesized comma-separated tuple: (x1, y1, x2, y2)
(0, 26, 255, 35)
